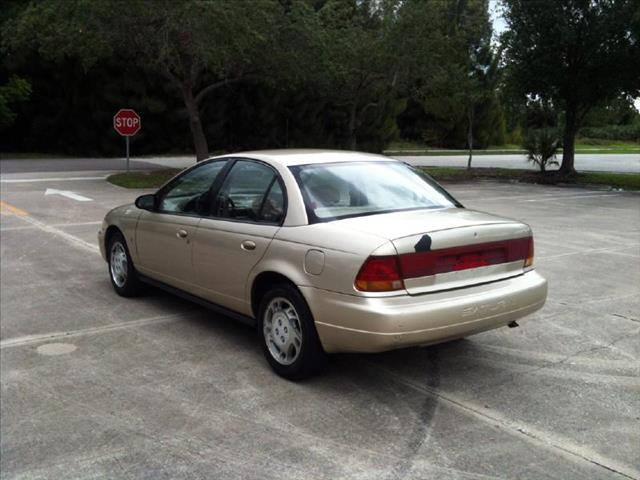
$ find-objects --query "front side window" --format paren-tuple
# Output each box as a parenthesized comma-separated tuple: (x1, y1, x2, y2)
(157, 160, 227, 214)
(213, 160, 284, 223)
(290, 161, 458, 222)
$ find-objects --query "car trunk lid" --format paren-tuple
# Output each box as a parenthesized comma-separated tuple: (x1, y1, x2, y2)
(393, 222, 532, 294)
(335, 207, 516, 239)
(341, 208, 532, 294)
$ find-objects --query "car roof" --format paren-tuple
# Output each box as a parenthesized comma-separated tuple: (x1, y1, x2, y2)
(211, 149, 396, 167)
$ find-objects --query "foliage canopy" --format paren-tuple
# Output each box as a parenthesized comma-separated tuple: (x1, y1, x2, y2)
(1, 0, 637, 160)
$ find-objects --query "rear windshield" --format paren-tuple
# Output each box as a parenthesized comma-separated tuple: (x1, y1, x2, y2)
(289, 161, 459, 223)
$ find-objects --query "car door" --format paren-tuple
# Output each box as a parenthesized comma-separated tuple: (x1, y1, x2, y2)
(135, 160, 228, 291)
(192, 159, 285, 315)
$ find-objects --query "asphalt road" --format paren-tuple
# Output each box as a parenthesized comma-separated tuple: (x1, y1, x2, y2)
(0, 157, 171, 174)
(2, 152, 639, 174)
(402, 153, 640, 174)
(1, 167, 639, 479)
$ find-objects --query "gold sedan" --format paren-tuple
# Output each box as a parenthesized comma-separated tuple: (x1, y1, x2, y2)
(99, 150, 547, 379)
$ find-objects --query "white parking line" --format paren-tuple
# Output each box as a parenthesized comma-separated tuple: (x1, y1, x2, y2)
(520, 193, 621, 202)
(0, 312, 189, 349)
(469, 355, 639, 387)
(0, 220, 102, 232)
(0, 176, 107, 183)
(476, 343, 640, 372)
(470, 191, 624, 202)
(44, 188, 93, 202)
(368, 362, 640, 480)
(13, 214, 99, 253)
(539, 244, 640, 260)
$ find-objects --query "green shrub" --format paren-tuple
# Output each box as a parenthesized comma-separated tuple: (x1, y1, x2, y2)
(579, 124, 640, 142)
(505, 125, 523, 145)
(522, 129, 560, 172)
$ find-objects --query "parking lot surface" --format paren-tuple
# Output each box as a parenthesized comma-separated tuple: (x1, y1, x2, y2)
(1, 171, 638, 479)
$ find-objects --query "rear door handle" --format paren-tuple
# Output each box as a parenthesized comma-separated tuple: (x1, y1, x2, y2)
(241, 240, 256, 251)
(176, 229, 188, 238)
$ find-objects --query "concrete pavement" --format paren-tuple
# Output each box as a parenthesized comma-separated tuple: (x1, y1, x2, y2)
(1, 168, 639, 479)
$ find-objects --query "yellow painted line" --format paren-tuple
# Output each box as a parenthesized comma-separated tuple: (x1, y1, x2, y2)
(0, 200, 98, 253)
(0, 200, 28, 217)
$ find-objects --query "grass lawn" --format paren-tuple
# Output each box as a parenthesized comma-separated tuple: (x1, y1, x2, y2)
(107, 169, 181, 189)
(421, 167, 640, 190)
(385, 139, 640, 156)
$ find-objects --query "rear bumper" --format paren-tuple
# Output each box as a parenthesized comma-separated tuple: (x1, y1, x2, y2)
(301, 270, 547, 353)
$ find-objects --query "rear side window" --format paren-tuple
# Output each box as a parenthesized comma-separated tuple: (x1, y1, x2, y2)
(260, 181, 284, 223)
(212, 160, 284, 224)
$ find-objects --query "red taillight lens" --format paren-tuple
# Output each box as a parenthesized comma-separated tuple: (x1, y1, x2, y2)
(399, 237, 533, 279)
(355, 255, 404, 292)
(524, 236, 534, 268)
(356, 236, 534, 292)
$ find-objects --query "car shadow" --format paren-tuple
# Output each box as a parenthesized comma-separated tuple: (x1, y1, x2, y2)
(141, 281, 482, 386)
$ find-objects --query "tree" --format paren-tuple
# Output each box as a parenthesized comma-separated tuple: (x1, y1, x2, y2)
(317, 0, 399, 150)
(0, 76, 31, 128)
(2, 0, 304, 161)
(108, 0, 287, 161)
(502, 0, 640, 175)
(448, 0, 499, 169)
(394, 0, 503, 160)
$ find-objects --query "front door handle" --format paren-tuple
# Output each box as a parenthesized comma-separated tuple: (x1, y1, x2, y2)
(176, 229, 188, 239)
(241, 240, 256, 251)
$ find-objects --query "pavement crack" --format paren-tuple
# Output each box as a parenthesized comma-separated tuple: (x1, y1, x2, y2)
(612, 313, 639, 323)
(482, 328, 639, 390)
(385, 349, 442, 480)
(363, 361, 640, 480)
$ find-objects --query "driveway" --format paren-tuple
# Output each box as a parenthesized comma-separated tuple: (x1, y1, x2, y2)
(1, 169, 638, 479)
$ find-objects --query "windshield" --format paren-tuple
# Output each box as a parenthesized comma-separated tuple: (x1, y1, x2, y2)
(290, 161, 459, 223)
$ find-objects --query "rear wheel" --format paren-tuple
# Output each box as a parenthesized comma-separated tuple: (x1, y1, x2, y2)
(258, 284, 325, 380)
(108, 231, 141, 297)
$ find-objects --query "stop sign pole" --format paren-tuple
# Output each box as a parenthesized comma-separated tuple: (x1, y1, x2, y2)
(113, 109, 141, 172)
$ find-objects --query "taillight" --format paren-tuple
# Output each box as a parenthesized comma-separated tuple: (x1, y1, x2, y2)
(399, 237, 532, 279)
(355, 236, 534, 292)
(524, 236, 534, 268)
(355, 255, 404, 292)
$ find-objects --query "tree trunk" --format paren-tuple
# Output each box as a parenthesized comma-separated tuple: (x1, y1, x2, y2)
(182, 83, 209, 162)
(560, 107, 577, 175)
(347, 103, 357, 151)
(466, 108, 474, 170)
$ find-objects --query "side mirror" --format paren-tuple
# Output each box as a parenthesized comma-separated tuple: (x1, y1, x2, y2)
(135, 194, 156, 211)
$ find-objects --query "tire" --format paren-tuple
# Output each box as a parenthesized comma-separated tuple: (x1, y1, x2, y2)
(258, 283, 326, 380)
(107, 230, 142, 297)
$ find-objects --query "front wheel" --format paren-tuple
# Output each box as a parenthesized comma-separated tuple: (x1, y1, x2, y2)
(108, 231, 142, 297)
(258, 284, 326, 380)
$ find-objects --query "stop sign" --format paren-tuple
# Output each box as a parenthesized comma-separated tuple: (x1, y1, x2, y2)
(113, 109, 141, 136)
